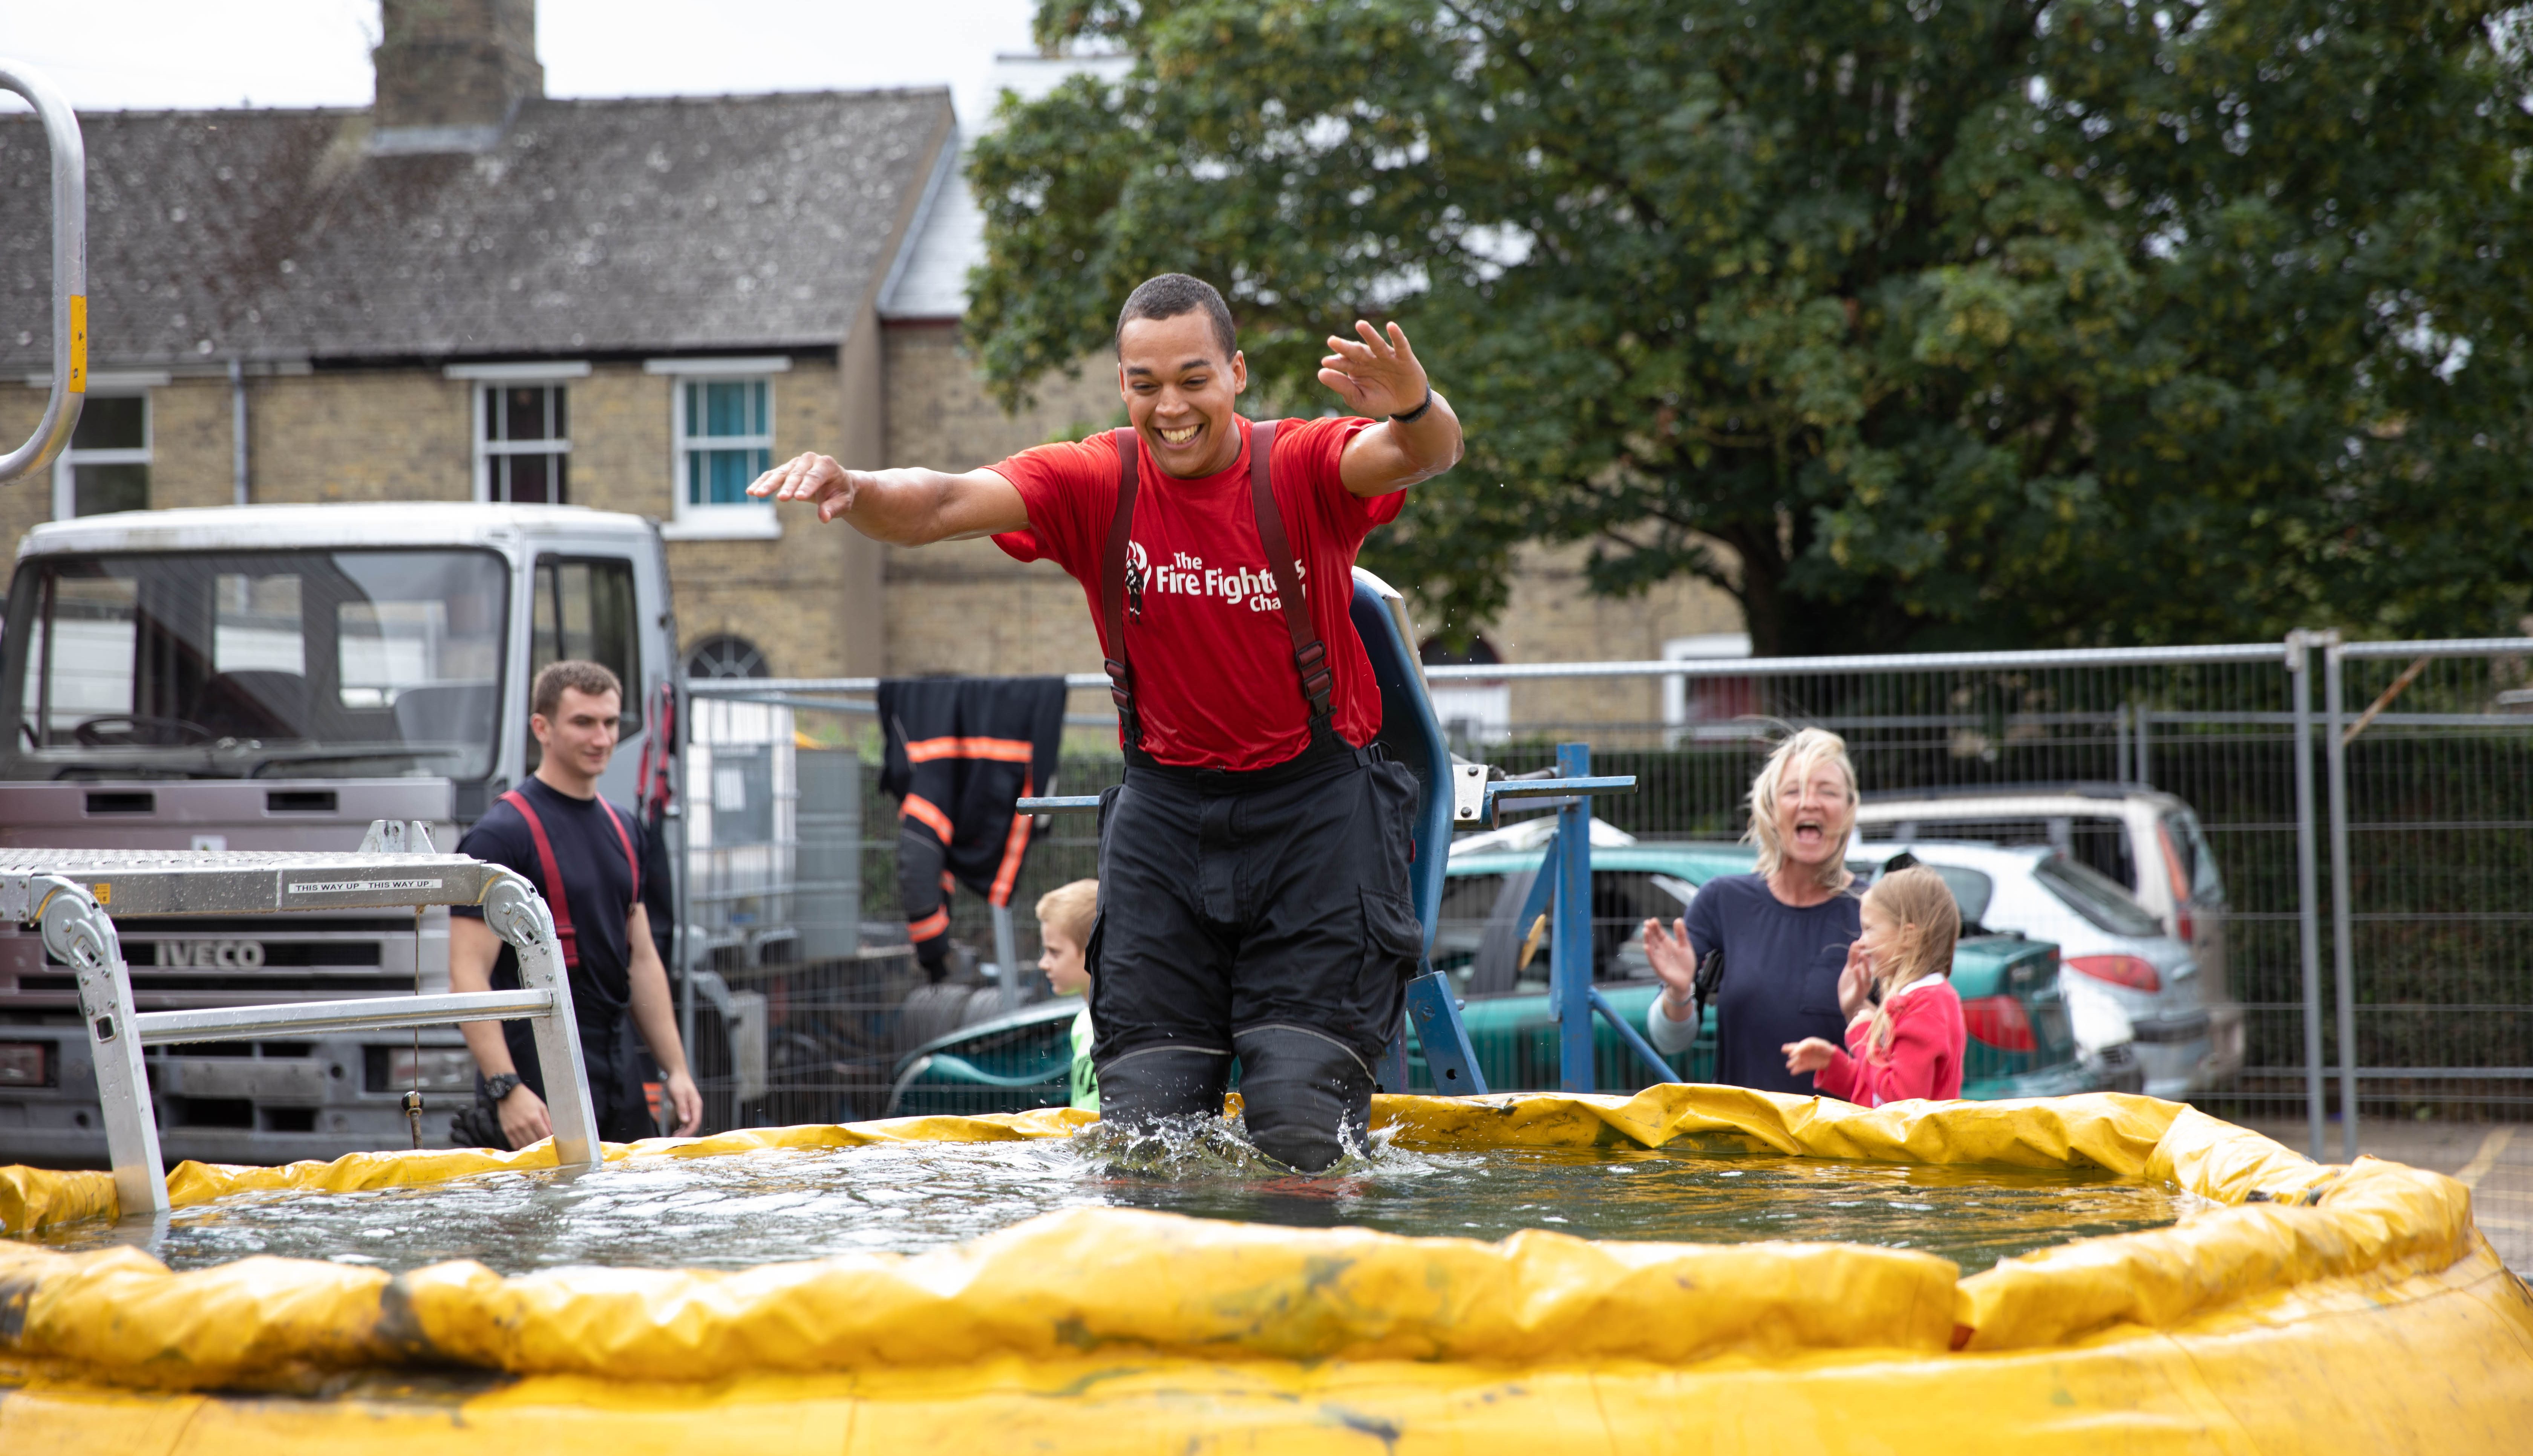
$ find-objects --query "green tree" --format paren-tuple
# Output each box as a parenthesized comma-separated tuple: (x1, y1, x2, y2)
(968, 0, 2533, 654)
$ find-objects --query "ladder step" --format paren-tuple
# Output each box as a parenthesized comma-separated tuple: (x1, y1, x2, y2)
(131, 988, 554, 1045)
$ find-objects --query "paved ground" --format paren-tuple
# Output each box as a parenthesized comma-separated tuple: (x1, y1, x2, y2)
(2236, 1116, 2531, 1276)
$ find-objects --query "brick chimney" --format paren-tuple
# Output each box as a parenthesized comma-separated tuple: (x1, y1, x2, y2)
(371, 0, 543, 152)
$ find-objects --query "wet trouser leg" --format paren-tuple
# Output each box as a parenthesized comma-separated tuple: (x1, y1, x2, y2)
(1092, 1043, 1232, 1126)
(1088, 742, 1422, 1171)
(1233, 1023, 1375, 1172)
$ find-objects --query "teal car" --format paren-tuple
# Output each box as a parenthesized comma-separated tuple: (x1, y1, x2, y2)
(887, 997, 1080, 1118)
(888, 843, 2093, 1115)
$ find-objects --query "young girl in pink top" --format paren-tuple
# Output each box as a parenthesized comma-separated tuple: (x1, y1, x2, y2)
(1783, 866, 1966, 1106)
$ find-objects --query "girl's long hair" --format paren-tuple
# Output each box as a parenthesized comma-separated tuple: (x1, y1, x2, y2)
(1861, 866, 1962, 1057)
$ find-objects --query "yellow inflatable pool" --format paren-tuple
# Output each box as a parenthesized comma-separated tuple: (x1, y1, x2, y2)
(2, 1089, 2527, 1453)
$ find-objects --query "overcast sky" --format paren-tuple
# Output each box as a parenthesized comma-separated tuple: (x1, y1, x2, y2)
(0, 0, 1043, 130)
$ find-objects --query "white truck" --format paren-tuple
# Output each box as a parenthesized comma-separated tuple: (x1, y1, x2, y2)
(0, 502, 705, 1166)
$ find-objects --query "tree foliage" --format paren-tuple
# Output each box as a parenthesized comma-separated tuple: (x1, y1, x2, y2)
(968, 0, 2533, 653)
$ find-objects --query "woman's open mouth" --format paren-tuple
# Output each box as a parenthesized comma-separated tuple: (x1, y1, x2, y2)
(1791, 817, 1827, 846)
(1157, 424, 1201, 447)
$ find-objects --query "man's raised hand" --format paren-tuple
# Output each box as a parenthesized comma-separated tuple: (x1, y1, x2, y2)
(1319, 320, 1430, 418)
(749, 452, 864, 524)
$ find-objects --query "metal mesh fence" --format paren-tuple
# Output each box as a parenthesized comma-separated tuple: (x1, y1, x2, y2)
(1460, 651, 2308, 1118)
(2326, 642, 2533, 1127)
(676, 699, 1121, 1128)
(681, 637, 2533, 1142)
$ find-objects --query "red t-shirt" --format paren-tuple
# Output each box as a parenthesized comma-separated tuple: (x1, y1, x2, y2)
(987, 415, 1400, 770)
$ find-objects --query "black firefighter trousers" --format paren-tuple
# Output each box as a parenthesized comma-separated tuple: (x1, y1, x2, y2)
(1087, 739, 1424, 1172)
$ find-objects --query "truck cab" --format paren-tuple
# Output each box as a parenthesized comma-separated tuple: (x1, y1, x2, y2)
(0, 503, 677, 1167)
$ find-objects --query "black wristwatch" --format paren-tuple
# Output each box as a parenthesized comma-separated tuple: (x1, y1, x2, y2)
(1390, 386, 1436, 424)
(483, 1072, 524, 1102)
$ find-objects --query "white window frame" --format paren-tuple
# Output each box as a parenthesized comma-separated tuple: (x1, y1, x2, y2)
(53, 387, 155, 521)
(1662, 632, 1755, 745)
(449, 361, 586, 506)
(650, 356, 789, 540)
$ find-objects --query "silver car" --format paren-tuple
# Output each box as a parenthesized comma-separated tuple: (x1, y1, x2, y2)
(1874, 841, 2217, 1099)
(1855, 785, 2243, 1081)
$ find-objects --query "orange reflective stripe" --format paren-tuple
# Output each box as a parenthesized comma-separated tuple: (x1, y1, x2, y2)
(904, 736, 1035, 765)
(989, 771, 1034, 907)
(899, 794, 954, 841)
(939, 871, 957, 894)
(907, 908, 950, 941)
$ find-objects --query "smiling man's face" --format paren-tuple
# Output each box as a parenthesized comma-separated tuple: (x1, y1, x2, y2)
(1116, 309, 1248, 479)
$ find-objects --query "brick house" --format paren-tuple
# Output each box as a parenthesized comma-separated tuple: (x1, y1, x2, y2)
(0, 0, 1104, 688)
(2, 1, 1743, 730)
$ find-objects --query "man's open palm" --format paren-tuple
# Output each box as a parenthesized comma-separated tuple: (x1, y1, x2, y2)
(1319, 320, 1430, 417)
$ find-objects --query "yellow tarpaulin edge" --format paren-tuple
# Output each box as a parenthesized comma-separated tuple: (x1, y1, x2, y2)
(2, 1251, 2528, 1454)
(0, 1090, 2505, 1388)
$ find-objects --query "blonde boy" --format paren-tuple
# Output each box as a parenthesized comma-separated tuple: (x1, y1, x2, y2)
(1036, 879, 1100, 1112)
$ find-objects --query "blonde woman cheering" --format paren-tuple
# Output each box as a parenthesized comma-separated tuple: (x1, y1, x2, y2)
(1640, 728, 1864, 1094)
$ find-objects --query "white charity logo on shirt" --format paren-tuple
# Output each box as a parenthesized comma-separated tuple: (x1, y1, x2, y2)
(1125, 541, 1302, 614)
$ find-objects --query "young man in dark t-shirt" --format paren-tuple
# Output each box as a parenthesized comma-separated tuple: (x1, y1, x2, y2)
(449, 660, 704, 1148)
(749, 274, 1463, 1170)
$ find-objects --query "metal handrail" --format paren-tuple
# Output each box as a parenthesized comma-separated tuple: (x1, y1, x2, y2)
(133, 989, 555, 1044)
(682, 640, 2302, 701)
(0, 835, 601, 1217)
(2335, 636, 2533, 659)
(0, 58, 87, 485)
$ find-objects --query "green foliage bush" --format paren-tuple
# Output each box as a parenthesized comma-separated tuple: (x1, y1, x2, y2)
(970, 0, 2533, 654)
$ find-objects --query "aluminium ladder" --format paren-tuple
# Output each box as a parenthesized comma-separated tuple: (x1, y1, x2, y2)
(2, 824, 599, 1217)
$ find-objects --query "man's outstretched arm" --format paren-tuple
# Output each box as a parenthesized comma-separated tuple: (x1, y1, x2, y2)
(1322, 320, 1465, 498)
(746, 458, 1029, 544)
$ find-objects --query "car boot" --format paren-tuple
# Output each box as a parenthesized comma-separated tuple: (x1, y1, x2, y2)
(1231, 1023, 1375, 1173)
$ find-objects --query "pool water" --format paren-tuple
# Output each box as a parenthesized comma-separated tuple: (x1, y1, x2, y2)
(30, 1125, 2206, 1276)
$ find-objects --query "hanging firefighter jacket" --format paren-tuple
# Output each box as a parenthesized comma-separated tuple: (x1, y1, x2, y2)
(877, 676, 1069, 979)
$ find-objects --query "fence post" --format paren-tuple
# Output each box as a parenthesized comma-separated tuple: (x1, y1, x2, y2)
(1553, 742, 1596, 1093)
(2323, 635, 2358, 1160)
(2289, 630, 2328, 1161)
(675, 684, 697, 1063)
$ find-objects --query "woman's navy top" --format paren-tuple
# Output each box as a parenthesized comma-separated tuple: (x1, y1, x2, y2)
(1683, 873, 1862, 1094)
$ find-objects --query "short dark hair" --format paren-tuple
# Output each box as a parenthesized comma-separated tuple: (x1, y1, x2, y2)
(533, 659, 622, 721)
(1115, 273, 1239, 361)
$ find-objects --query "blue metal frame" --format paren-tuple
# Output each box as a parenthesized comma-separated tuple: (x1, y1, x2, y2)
(1552, 743, 1597, 1091)
(1493, 745, 1662, 1093)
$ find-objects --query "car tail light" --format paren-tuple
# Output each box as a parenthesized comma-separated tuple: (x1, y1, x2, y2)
(2157, 823, 2196, 942)
(0, 1042, 48, 1086)
(2066, 954, 2163, 994)
(1962, 996, 2036, 1052)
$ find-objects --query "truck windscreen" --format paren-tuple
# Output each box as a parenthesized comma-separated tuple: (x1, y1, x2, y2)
(2, 549, 508, 781)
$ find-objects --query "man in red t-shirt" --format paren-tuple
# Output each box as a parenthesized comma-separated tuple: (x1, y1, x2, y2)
(749, 274, 1462, 1170)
